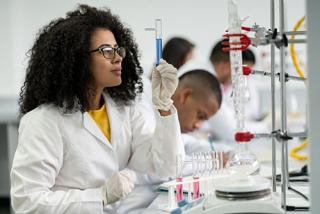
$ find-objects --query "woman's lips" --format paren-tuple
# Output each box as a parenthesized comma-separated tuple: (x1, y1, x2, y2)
(112, 69, 122, 76)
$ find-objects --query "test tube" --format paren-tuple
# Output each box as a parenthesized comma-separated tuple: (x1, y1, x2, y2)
(199, 153, 206, 197)
(219, 151, 224, 173)
(168, 185, 175, 209)
(205, 152, 214, 196)
(192, 153, 200, 199)
(207, 152, 214, 176)
(145, 19, 162, 66)
(187, 183, 192, 202)
(155, 19, 162, 65)
(176, 154, 183, 202)
(213, 152, 220, 173)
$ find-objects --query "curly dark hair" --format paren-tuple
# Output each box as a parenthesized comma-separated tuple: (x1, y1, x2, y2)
(19, 4, 143, 115)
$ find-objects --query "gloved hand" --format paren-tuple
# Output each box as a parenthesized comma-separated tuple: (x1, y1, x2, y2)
(152, 59, 178, 111)
(101, 169, 136, 205)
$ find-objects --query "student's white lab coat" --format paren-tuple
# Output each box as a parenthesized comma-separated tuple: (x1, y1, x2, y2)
(221, 80, 261, 121)
(179, 59, 266, 141)
(10, 92, 184, 214)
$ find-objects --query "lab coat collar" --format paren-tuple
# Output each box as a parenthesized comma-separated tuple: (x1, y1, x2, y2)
(83, 113, 113, 150)
(82, 93, 117, 150)
(103, 92, 122, 151)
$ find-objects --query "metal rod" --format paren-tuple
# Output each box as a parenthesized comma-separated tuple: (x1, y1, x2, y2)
(284, 30, 306, 35)
(250, 70, 307, 82)
(251, 70, 272, 76)
(287, 131, 308, 138)
(254, 133, 273, 138)
(270, 0, 277, 193)
(253, 131, 307, 139)
(286, 75, 306, 81)
(279, 0, 288, 211)
(288, 39, 307, 44)
(256, 38, 307, 46)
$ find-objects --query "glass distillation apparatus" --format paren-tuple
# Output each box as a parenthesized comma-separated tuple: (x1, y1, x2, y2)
(223, 0, 260, 177)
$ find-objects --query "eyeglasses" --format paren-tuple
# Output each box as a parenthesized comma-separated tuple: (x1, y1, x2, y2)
(90, 44, 126, 59)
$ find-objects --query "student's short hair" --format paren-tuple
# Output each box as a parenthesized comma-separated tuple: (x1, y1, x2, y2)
(162, 37, 194, 69)
(179, 69, 222, 106)
(209, 38, 256, 65)
(242, 48, 256, 65)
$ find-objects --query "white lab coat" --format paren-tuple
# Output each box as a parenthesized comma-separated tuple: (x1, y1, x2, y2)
(10, 92, 184, 214)
(180, 58, 261, 121)
(179, 59, 266, 141)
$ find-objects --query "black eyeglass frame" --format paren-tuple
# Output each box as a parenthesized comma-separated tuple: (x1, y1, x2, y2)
(89, 44, 126, 59)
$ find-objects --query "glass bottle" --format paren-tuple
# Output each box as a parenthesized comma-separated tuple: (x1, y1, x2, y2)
(227, 141, 260, 176)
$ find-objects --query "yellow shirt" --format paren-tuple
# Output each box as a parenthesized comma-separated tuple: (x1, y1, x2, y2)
(88, 104, 111, 143)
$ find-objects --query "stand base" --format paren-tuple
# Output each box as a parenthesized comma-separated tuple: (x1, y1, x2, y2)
(183, 193, 283, 214)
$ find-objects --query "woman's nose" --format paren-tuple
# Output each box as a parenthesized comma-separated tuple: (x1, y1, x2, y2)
(112, 53, 123, 64)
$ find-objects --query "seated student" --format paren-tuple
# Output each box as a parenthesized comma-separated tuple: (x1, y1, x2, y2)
(181, 39, 267, 142)
(163, 37, 195, 69)
(209, 39, 261, 121)
(118, 69, 222, 214)
(145, 37, 195, 82)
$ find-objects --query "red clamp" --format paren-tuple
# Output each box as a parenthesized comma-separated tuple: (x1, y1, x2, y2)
(235, 132, 254, 142)
(225, 26, 252, 32)
(242, 65, 252, 75)
(223, 26, 252, 51)
(240, 26, 252, 31)
(222, 33, 251, 51)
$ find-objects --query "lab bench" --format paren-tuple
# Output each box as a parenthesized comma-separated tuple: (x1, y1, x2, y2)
(143, 189, 309, 214)
(143, 138, 309, 214)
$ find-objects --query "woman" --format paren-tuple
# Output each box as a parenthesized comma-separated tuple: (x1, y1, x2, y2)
(11, 4, 184, 213)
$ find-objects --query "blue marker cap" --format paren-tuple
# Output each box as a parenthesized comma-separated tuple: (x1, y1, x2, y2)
(177, 199, 188, 207)
(170, 208, 182, 214)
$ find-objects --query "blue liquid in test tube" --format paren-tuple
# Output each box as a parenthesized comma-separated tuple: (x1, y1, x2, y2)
(155, 19, 162, 65)
(156, 38, 162, 65)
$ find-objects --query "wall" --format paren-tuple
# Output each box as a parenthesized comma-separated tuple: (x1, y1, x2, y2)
(0, 0, 306, 97)
(0, 0, 14, 96)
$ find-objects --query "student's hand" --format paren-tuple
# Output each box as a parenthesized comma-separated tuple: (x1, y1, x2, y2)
(152, 59, 178, 111)
(101, 169, 136, 205)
